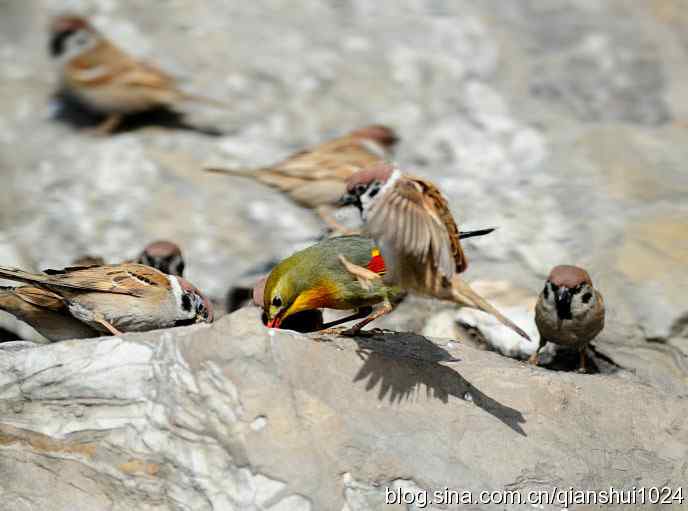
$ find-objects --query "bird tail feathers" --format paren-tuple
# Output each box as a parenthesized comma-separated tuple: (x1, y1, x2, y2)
(203, 166, 261, 177)
(449, 275, 531, 341)
(0, 267, 48, 287)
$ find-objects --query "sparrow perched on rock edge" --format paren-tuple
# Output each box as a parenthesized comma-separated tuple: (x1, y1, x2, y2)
(205, 125, 399, 233)
(49, 15, 228, 134)
(0, 263, 212, 338)
(262, 235, 404, 334)
(531, 265, 605, 372)
(339, 163, 530, 340)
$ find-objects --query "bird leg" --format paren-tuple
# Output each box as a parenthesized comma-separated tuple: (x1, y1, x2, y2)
(578, 348, 588, 373)
(317, 206, 357, 236)
(93, 314, 123, 336)
(447, 275, 531, 341)
(90, 113, 123, 136)
(319, 306, 373, 332)
(344, 301, 394, 336)
(338, 255, 381, 291)
(528, 337, 547, 366)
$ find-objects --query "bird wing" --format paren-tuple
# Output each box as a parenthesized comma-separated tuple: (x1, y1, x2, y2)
(68, 40, 176, 92)
(39, 264, 170, 297)
(270, 136, 389, 181)
(367, 175, 466, 280)
(0, 264, 168, 298)
(11, 286, 67, 312)
(116, 60, 176, 91)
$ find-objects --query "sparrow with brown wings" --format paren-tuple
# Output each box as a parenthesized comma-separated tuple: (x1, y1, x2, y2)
(49, 15, 227, 134)
(0, 263, 212, 341)
(531, 265, 605, 372)
(205, 125, 398, 232)
(339, 163, 530, 340)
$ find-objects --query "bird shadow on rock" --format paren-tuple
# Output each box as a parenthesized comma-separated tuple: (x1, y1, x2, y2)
(50, 91, 225, 137)
(348, 331, 527, 436)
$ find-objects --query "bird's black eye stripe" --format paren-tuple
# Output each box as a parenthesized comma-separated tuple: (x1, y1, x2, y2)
(543, 284, 549, 299)
(272, 296, 282, 307)
(550, 282, 558, 293)
(181, 294, 192, 312)
(175, 260, 185, 276)
(50, 29, 76, 57)
(582, 292, 592, 304)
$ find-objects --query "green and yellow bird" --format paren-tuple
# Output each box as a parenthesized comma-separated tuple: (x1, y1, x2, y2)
(263, 235, 403, 332)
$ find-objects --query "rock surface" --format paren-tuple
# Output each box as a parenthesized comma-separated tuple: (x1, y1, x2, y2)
(1, 309, 687, 511)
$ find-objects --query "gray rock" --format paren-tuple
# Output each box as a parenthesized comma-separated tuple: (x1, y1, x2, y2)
(0, 309, 686, 511)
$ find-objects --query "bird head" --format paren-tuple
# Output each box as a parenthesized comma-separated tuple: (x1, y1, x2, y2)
(263, 256, 337, 329)
(350, 125, 399, 149)
(136, 240, 185, 277)
(49, 15, 99, 60)
(263, 267, 303, 328)
(175, 277, 213, 325)
(541, 265, 596, 324)
(339, 163, 397, 213)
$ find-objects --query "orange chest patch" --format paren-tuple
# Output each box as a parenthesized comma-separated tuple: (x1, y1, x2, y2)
(367, 248, 386, 276)
(288, 281, 339, 314)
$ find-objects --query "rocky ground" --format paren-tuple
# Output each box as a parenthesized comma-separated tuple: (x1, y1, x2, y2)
(0, 0, 687, 509)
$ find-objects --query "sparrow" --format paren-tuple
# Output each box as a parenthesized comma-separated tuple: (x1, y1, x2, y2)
(339, 163, 530, 340)
(263, 235, 405, 332)
(204, 125, 399, 232)
(0, 263, 212, 339)
(134, 240, 185, 276)
(49, 15, 227, 134)
(530, 265, 605, 372)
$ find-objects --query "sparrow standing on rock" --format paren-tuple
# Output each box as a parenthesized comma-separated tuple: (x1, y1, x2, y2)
(0, 263, 212, 338)
(49, 15, 227, 134)
(339, 163, 530, 339)
(205, 125, 399, 232)
(531, 265, 605, 372)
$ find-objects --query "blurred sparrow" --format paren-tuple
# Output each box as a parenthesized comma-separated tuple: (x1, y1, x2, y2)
(49, 15, 227, 134)
(0, 263, 212, 337)
(205, 125, 399, 232)
(134, 240, 185, 276)
(531, 265, 605, 372)
(72, 255, 106, 266)
(339, 163, 529, 339)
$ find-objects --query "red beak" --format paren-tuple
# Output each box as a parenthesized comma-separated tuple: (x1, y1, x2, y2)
(266, 315, 282, 328)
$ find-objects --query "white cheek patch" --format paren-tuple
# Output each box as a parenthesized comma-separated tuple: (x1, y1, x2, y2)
(169, 276, 184, 311)
(363, 167, 401, 220)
